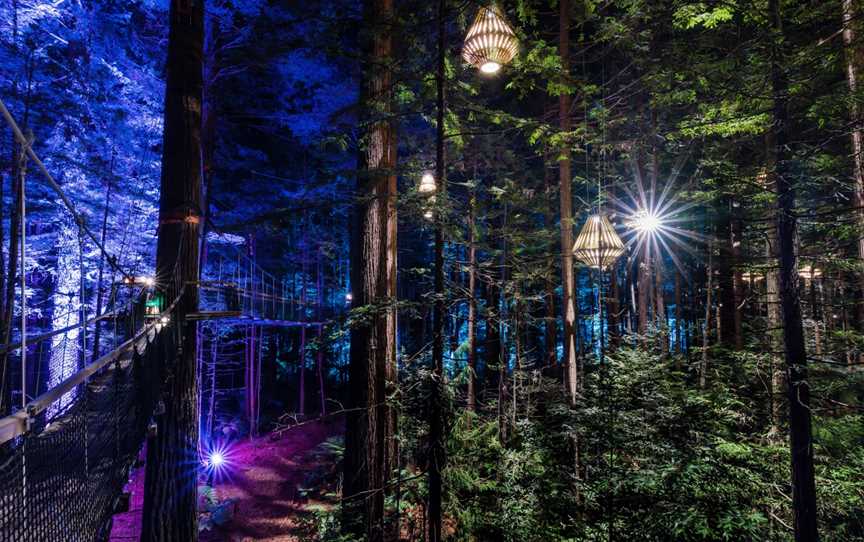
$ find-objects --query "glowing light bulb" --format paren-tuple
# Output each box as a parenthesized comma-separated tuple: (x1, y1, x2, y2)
(480, 61, 501, 74)
(424, 210, 434, 220)
(345, 293, 353, 302)
(160, 316, 170, 325)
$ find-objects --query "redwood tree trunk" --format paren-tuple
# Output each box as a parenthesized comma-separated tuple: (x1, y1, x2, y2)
(342, 0, 397, 539)
(141, 0, 203, 539)
(467, 192, 477, 412)
(842, 0, 864, 336)
(769, 1, 819, 538)
(559, 0, 578, 402)
(428, 0, 446, 538)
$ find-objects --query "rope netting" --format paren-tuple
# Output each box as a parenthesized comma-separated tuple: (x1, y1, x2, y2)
(0, 300, 177, 541)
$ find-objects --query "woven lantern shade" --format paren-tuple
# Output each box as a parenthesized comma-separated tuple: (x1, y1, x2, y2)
(572, 214, 626, 270)
(462, 5, 519, 74)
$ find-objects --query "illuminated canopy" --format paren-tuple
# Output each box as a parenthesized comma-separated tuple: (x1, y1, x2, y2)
(462, 5, 519, 74)
(572, 214, 626, 270)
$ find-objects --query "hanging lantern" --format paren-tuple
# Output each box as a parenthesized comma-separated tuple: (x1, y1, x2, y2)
(419, 173, 437, 194)
(798, 265, 822, 280)
(462, 5, 519, 74)
(572, 214, 626, 270)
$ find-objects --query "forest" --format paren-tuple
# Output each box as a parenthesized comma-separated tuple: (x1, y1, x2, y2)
(0, 0, 862, 541)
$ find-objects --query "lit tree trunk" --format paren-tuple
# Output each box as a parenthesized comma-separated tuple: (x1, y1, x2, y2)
(91, 151, 114, 360)
(638, 254, 650, 336)
(1, 46, 31, 414)
(141, 0, 203, 539)
(559, 0, 578, 401)
(674, 270, 682, 356)
(385, 111, 398, 479)
(299, 232, 307, 416)
(342, 0, 397, 538)
(770, 1, 819, 538)
(316, 247, 327, 415)
(842, 0, 864, 332)
(761, 143, 785, 440)
(544, 156, 558, 367)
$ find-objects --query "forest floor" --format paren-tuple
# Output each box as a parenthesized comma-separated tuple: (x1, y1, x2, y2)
(109, 417, 343, 542)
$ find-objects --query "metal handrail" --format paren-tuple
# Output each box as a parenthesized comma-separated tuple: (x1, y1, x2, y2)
(0, 288, 185, 445)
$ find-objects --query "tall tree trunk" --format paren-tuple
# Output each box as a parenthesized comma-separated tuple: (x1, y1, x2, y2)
(717, 197, 738, 349)
(467, 192, 477, 412)
(544, 154, 558, 367)
(141, 0, 203, 539)
(732, 210, 744, 349)
(342, 0, 397, 539)
(763, 156, 784, 440)
(316, 247, 327, 415)
(842, 0, 864, 332)
(559, 0, 578, 401)
(655, 256, 667, 355)
(1, 48, 31, 414)
(428, 0, 446, 539)
(385, 111, 398, 481)
(769, 1, 820, 538)
(299, 231, 307, 416)
(91, 151, 114, 361)
(700, 244, 713, 389)
(638, 254, 650, 337)
(674, 270, 682, 356)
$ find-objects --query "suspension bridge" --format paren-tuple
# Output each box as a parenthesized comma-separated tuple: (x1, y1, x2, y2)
(0, 99, 325, 541)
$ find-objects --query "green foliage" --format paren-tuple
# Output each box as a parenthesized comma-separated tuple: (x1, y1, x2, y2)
(408, 348, 864, 541)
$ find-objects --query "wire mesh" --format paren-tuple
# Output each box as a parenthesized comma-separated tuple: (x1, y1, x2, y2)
(0, 320, 172, 542)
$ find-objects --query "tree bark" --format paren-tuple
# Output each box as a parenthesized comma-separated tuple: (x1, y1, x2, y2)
(466, 192, 477, 412)
(638, 253, 651, 337)
(700, 244, 713, 390)
(91, 151, 114, 361)
(842, 0, 864, 332)
(732, 209, 744, 349)
(655, 255, 667, 355)
(428, 0, 446, 538)
(544, 155, 558, 367)
(316, 247, 327, 415)
(141, 0, 203, 539)
(299, 229, 307, 416)
(769, 1, 820, 538)
(674, 270, 682, 356)
(342, 0, 397, 539)
(717, 197, 738, 349)
(559, 0, 578, 402)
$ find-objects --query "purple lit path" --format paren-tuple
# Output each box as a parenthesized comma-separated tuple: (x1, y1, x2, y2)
(109, 419, 343, 541)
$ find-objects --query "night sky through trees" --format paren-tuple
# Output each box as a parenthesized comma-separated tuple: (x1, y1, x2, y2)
(0, 1, 862, 541)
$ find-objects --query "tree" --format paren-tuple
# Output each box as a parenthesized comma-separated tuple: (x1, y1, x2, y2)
(342, 0, 397, 538)
(558, 0, 578, 402)
(141, 0, 204, 539)
(768, 0, 819, 539)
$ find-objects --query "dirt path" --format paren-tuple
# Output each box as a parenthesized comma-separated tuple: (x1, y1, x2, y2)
(109, 419, 342, 542)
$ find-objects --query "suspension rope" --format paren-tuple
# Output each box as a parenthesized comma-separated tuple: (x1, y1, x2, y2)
(0, 98, 132, 281)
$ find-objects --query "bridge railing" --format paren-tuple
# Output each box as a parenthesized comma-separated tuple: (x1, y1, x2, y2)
(0, 290, 183, 541)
